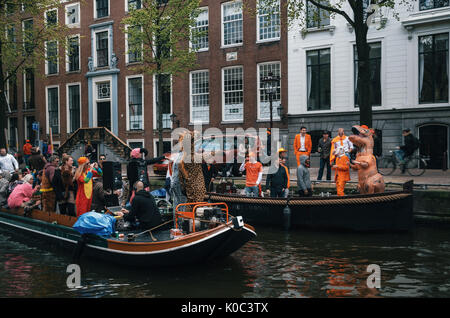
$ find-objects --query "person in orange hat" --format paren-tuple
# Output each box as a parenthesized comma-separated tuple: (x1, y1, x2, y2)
(330, 128, 353, 164)
(74, 156, 103, 217)
(293, 126, 312, 166)
(331, 146, 351, 196)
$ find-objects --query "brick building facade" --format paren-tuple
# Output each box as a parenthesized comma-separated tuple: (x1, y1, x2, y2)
(5, 0, 288, 158)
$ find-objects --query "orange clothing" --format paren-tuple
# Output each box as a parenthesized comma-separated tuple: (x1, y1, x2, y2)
(330, 135, 350, 164)
(332, 155, 350, 196)
(23, 143, 32, 155)
(293, 133, 312, 166)
(280, 163, 290, 188)
(244, 162, 263, 187)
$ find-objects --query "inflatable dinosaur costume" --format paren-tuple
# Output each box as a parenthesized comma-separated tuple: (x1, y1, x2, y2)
(348, 125, 385, 194)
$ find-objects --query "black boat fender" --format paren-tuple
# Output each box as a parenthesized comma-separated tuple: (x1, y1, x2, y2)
(72, 233, 90, 264)
(283, 198, 292, 231)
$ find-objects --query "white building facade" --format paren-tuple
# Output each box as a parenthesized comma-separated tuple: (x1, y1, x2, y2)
(287, 0, 450, 170)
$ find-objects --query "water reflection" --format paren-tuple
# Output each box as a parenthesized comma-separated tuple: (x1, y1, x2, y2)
(1, 226, 450, 298)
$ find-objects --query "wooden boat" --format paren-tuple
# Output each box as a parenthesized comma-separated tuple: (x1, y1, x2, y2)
(206, 181, 415, 232)
(0, 202, 256, 267)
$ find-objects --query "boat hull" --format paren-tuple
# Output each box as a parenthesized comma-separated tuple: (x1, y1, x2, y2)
(0, 209, 256, 267)
(206, 191, 414, 232)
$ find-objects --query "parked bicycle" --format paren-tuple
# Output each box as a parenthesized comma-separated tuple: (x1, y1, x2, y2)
(378, 150, 429, 176)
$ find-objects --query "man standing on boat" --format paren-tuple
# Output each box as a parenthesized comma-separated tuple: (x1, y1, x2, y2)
(239, 152, 263, 197)
(265, 154, 289, 198)
(118, 181, 162, 231)
(297, 155, 312, 197)
(330, 128, 353, 164)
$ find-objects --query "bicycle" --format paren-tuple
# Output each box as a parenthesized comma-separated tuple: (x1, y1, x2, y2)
(378, 150, 428, 176)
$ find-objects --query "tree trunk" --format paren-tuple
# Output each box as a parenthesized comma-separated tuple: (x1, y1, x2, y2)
(354, 4, 372, 128)
(0, 40, 8, 149)
(157, 73, 164, 157)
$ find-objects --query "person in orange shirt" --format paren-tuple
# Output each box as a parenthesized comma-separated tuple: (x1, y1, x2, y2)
(293, 126, 312, 166)
(330, 128, 353, 164)
(23, 140, 32, 166)
(239, 152, 263, 197)
(331, 146, 351, 196)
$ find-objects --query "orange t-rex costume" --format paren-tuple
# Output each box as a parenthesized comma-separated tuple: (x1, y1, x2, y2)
(293, 133, 312, 166)
(332, 148, 350, 196)
(348, 125, 385, 194)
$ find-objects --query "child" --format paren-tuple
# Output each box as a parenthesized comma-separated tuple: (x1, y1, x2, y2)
(331, 146, 350, 196)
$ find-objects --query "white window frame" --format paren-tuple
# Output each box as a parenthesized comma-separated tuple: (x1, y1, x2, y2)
(153, 138, 173, 157)
(152, 74, 173, 129)
(221, 1, 243, 48)
(189, 69, 210, 124)
(44, 7, 58, 26)
(127, 139, 145, 149)
(21, 18, 33, 53)
(94, 28, 110, 68)
(256, 0, 280, 43)
(66, 34, 81, 72)
(257, 61, 281, 121)
(92, 76, 113, 127)
(190, 6, 209, 52)
(45, 40, 59, 76)
(23, 68, 34, 110)
(94, 0, 110, 19)
(65, 2, 81, 27)
(125, 24, 143, 64)
(45, 85, 60, 135)
(222, 65, 244, 123)
(126, 74, 144, 131)
(125, 0, 142, 12)
(66, 82, 82, 134)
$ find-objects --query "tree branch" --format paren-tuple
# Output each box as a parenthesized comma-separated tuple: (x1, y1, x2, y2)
(308, 0, 355, 28)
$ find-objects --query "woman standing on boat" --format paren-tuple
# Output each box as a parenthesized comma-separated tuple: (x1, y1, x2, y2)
(53, 155, 76, 216)
(74, 157, 102, 217)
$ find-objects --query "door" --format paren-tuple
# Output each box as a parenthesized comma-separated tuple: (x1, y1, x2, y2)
(97, 101, 111, 130)
(419, 124, 448, 170)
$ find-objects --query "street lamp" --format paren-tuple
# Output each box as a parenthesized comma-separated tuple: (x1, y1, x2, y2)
(170, 113, 180, 128)
(261, 71, 280, 156)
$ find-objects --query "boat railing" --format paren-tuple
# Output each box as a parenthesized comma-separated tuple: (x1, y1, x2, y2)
(174, 202, 229, 233)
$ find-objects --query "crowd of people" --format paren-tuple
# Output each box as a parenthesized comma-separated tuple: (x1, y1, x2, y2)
(0, 126, 420, 222)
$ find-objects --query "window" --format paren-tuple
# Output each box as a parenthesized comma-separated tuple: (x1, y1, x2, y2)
(155, 140, 171, 157)
(127, 0, 141, 11)
(95, 0, 109, 18)
(223, 66, 244, 121)
(22, 19, 34, 54)
(354, 42, 381, 107)
(155, 74, 172, 129)
(191, 7, 209, 51)
(190, 70, 209, 123)
(128, 140, 144, 149)
(307, 48, 331, 111)
(155, 29, 171, 59)
(25, 116, 36, 143)
(222, 1, 243, 47)
(8, 117, 18, 150)
(257, 0, 280, 41)
(258, 62, 281, 120)
(97, 82, 110, 99)
(419, 33, 449, 104)
(46, 41, 58, 75)
(419, 0, 449, 11)
(7, 74, 18, 111)
(67, 84, 81, 133)
(96, 31, 109, 67)
(306, 0, 330, 28)
(67, 36, 80, 72)
(45, 8, 57, 26)
(66, 2, 80, 26)
(24, 68, 35, 110)
(47, 87, 59, 134)
(128, 77, 143, 130)
(126, 25, 142, 63)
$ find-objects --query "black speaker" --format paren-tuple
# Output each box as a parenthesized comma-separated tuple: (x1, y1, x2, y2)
(103, 161, 122, 190)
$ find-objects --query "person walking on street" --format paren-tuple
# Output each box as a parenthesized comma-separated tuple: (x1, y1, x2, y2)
(293, 127, 312, 167)
(317, 131, 332, 181)
(23, 140, 32, 166)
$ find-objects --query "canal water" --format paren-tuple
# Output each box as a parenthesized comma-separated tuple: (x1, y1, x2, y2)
(0, 224, 449, 298)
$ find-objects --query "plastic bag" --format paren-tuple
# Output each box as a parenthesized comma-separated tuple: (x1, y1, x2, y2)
(151, 188, 166, 198)
(73, 212, 116, 237)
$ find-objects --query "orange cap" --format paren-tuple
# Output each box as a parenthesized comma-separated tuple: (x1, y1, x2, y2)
(77, 156, 89, 165)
